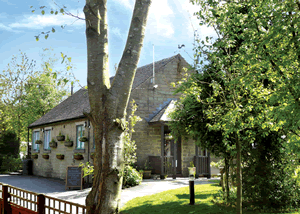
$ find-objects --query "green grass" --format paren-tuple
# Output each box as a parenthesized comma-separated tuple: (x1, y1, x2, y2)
(120, 181, 299, 214)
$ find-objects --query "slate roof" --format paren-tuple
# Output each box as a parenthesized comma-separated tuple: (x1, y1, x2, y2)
(28, 54, 184, 128)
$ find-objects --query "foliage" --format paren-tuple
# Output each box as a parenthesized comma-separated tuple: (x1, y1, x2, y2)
(79, 161, 94, 179)
(122, 165, 142, 189)
(0, 155, 22, 173)
(170, 0, 300, 212)
(117, 100, 141, 166)
(189, 161, 194, 168)
(0, 130, 20, 158)
(242, 131, 300, 210)
(143, 159, 152, 170)
(0, 49, 75, 142)
(210, 159, 224, 169)
(190, 0, 300, 152)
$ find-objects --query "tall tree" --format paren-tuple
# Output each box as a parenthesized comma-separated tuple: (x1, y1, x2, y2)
(0, 50, 73, 142)
(83, 1, 151, 213)
(179, 0, 300, 213)
(33, 0, 151, 212)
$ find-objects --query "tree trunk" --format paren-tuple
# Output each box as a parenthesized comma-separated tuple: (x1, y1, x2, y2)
(84, 0, 151, 213)
(236, 135, 242, 214)
(225, 157, 229, 201)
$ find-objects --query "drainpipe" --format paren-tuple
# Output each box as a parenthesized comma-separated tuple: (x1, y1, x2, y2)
(27, 128, 30, 158)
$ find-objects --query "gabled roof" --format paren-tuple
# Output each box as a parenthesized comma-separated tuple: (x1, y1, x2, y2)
(28, 54, 186, 128)
(146, 99, 177, 123)
(28, 89, 90, 128)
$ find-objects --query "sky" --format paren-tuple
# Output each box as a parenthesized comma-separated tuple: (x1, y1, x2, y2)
(0, 0, 215, 92)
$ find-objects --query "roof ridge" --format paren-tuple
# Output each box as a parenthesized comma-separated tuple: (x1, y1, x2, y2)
(132, 54, 180, 90)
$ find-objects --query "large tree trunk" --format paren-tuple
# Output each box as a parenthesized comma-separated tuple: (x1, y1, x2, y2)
(84, 0, 151, 213)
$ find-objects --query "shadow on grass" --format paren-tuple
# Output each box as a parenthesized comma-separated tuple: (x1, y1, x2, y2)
(176, 193, 217, 200)
(120, 200, 235, 214)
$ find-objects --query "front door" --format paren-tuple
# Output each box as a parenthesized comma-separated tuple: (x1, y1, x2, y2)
(164, 133, 181, 175)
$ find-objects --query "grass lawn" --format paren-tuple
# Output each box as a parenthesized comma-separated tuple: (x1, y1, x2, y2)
(120, 180, 299, 214)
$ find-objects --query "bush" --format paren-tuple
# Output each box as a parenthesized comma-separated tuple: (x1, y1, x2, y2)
(0, 130, 20, 158)
(242, 132, 300, 211)
(122, 165, 142, 189)
(0, 155, 23, 173)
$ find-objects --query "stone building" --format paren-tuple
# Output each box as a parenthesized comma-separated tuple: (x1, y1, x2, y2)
(28, 54, 219, 183)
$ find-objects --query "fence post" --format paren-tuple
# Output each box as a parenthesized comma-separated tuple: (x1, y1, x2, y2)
(37, 194, 45, 214)
(3, 185, 11, 214)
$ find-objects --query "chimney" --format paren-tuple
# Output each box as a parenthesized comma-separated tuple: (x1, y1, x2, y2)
(71, 82, 73, 95)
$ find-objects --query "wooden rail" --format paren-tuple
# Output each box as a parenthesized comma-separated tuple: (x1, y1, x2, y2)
(0, 182, 86, 214)
(194, 156, 210, 176)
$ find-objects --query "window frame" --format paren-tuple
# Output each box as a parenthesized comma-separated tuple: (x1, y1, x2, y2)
(32, 130, 40, 151)
(44, 128, 51, 150)
(76, 125, 85, 149)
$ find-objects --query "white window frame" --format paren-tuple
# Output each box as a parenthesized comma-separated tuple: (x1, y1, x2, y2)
(76, 125, 85, 149)
(32, 129, 40, 151)
(44, 127, 51, 150)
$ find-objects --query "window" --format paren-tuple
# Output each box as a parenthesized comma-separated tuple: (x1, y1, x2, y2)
(32, 131, 40, 151)
(44, 129, 51, 150)
(76, 125, 85, 149)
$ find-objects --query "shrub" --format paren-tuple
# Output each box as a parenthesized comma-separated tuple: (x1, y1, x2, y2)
(122, 165, 142, 189)
(242, 131, 300, 211)
(0, 155, 22, 173)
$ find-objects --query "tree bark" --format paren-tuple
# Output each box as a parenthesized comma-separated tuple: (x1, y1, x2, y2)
(84, 0, 151, 213)
(236, 135, 242, 214)
(225, 157, 229, 201)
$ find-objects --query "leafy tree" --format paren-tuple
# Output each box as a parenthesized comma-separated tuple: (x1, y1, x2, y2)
(0, 49, 73, 142)
(170, 0, 300, 213)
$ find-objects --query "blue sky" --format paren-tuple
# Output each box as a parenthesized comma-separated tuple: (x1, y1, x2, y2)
(0, 0, 215, 92)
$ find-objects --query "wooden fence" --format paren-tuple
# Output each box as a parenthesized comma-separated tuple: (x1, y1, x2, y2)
(194, 156, 210, 177)
(0, 182, 86, 214)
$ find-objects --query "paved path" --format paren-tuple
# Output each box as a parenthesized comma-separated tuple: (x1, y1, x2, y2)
(0, 174, 218, 208)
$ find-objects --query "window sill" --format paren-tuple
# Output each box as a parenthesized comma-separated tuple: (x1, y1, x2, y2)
(43, 150, 51, 154)
(74, 149, 85, 153)
(33, 150, 40, 153)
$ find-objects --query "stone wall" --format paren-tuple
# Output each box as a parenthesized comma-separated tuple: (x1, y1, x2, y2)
(31, 118, 95, 183)
(31, 55, 220, 180)
(129, 56, 196, 175)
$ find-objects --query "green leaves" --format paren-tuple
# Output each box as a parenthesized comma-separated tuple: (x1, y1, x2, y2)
(0, 49, 75, 141)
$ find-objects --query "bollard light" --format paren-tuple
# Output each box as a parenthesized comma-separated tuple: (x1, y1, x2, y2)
(189, 180, 195, 205)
